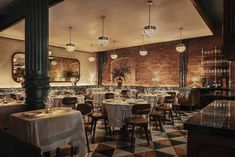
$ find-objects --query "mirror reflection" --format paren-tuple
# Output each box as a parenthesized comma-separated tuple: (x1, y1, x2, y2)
(12, 52, 80, 83)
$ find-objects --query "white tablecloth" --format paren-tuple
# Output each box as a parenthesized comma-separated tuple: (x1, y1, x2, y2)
(103, 99, 147, 127)
(0, 101, 26, 128)
(53, 95, 85, 107)
(93, 92, 107, 105)
(10, 109, 87, 156)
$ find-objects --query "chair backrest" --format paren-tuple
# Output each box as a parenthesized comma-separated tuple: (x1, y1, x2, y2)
(105, 93, 114, 99)
(167, 92, 176, 98)
(121, 90, 130, 97)
(0, 129, 41, 157)
(62, 97, 77, 107)
(157, 97, 165, 105)
(76, 103, 92, 116)
(164, 96, 175, 103)
(131, 103, 151, 115)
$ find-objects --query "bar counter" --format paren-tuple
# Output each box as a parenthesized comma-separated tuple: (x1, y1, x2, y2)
(184, 100, 235, 157)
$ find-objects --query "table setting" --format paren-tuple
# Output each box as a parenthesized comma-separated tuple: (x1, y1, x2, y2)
(9, 99, 87, 156)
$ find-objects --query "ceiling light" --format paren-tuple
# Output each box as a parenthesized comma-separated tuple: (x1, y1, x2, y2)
(176, 28, 186, 53)
(139, 34, 148, 56)
(98, 16, 109, 46)
(88, 44, 96, 62)
(111, 40, 118, 59)
(144, 0, 156, 38)
(66, 26, 76, 52)
(111, 53, 118, 59)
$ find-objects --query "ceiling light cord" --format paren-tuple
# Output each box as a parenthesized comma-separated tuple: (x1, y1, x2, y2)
(148, 1, 151, 26)
(69, 26, 72, 43)
(101, 16, 105, 36)
(179, 27, 182, 43)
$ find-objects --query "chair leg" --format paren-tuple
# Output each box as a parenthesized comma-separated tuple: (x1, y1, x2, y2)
(163, 110, 166, 125)
(143, 124, 150, 146)
(157, 116, 163, 132)
(92, 120, 97, 142)
(71, 146, 73, 157)
(169, 111, 174, 125)
(85, 128, 90, 152)
(131, 125, 135, 147)
(104, 118, 108, 135)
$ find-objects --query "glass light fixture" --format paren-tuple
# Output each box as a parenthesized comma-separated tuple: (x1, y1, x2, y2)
(139, 34, 148, 56)
(98, 16, 109, 46)
(88, 44, 96, 62)
(176, 28, 186, 53)
(66, 26, 76, 52)
(144, 0, 156, 38)
(111, 40, 118, 59)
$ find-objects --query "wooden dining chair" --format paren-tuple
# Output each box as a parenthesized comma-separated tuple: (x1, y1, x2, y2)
(62, 97, 77, 108)
(159, 96, 174, 125)
(150, 97, 164, 132)
(76, 103, 93, 152)
(125, 103, 151, 147)
(104, 93, 114, 99)
(90, 104, 111, 143)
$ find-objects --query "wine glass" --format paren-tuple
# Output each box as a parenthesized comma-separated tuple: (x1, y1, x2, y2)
(44, 96, 53, 114)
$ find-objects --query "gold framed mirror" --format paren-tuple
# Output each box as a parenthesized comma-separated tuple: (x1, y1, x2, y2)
(12, 52, 80, 83)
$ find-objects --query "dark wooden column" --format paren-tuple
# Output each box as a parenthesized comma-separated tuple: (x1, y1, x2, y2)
(223, 0, 235, 60)
(25, 0, 50, 110)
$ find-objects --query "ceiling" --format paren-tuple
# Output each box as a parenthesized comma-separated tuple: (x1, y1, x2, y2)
(0, 0, 213, 52)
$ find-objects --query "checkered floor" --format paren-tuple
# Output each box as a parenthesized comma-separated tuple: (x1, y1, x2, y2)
(81, 111, 198, 157)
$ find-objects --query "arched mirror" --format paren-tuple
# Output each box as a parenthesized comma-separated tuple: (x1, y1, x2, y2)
(12, 52, 80, 84)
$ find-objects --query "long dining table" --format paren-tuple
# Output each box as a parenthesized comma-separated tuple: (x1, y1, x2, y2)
(9, 108, 87, 157)
(103, 98, 147, 128)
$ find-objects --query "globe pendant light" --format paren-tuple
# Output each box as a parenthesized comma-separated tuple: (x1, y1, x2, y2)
(111, 40, 118, 59)
(98, 16, 109, 46)
(66, 26, 76, 52)
(88, 44, 96, 62)
(144, 0, 156, 38)
(139, 34, 148, 56)
(176, 28, 186, 53)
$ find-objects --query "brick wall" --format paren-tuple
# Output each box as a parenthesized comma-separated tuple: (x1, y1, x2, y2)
(101, 34, 222, 87)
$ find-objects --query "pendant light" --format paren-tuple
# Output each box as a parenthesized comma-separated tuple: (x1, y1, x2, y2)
(144, 0, 156, 38)
(139, 34, 148, 56)
(98, 16, 109, 46)
(176, 27, 186, 53)
(88, 44, 96, 62)
(66, 26, 76, 52)
(110, 40, 118, 59)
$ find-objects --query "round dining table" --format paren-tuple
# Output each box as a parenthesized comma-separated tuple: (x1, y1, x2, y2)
(102, 98, 147, 128)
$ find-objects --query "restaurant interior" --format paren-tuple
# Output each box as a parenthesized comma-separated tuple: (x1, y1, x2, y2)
(0, 0, 234, 157)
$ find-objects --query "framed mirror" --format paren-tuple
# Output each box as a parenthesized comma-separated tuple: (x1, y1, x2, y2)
(12, 52, 80, 83)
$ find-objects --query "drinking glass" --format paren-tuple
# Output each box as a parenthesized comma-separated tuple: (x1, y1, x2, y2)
(44, 96, 53, 115)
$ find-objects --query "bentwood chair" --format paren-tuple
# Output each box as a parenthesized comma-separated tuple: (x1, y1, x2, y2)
(158, 96, 174, 125)
(76, 103, 93, 152)
(150, 97, 164, 132)
(62, 97, 77, 108)
(104, 92, 114, 99)
(90, 103, 111, 143)
(125, 103, 151, 147)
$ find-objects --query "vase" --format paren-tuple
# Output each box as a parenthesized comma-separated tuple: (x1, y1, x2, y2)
(117, 78, 123, 88)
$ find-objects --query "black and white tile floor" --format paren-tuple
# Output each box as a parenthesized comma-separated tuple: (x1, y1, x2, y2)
(85, 111, 198, 157)
(61, 111, 198, 157)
